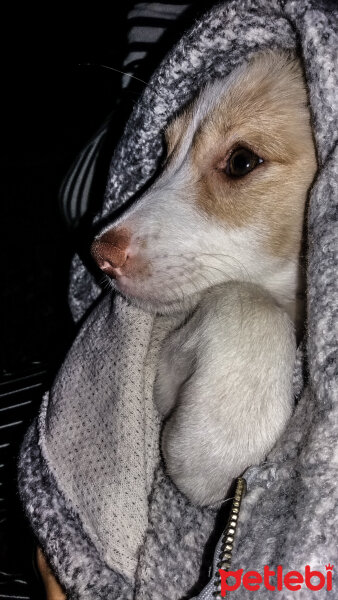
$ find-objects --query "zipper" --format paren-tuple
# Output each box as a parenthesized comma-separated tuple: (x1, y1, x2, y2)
(212, 477, 246, 598)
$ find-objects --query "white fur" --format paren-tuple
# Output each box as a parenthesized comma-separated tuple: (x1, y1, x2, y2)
(155, 283, 295, 504)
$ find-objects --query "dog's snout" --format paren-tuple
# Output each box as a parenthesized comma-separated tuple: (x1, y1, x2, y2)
(91, 228, 130, 277)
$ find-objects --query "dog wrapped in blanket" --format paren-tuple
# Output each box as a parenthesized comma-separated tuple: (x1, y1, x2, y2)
(91, 50, 316, 506)
(19, 1, 337, 599)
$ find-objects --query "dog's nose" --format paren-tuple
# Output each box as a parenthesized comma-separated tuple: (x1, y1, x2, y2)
(90, 228, 130, 277)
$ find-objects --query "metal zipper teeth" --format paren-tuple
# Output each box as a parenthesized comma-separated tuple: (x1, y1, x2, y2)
(212, 477, 247, 599)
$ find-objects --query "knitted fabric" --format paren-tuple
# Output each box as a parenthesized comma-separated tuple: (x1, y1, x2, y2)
(19, 1, 337, 599)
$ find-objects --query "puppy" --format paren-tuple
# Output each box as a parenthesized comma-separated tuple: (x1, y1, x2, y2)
(91, 51, 317, 504)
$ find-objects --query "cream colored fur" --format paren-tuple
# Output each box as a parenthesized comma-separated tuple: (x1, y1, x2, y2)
(156, 283, 296, 504)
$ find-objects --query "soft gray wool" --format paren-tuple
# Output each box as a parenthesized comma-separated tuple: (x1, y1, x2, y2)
(19, 1, 337, 599)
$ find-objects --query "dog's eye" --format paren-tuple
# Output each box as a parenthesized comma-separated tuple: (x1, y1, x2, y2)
(225, 147, 263, 178)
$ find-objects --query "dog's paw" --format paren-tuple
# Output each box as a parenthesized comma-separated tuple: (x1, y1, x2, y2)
(161, 409, 232, 506)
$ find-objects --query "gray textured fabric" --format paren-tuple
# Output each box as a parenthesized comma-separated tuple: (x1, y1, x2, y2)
(39, 292, 188, 579)
(19, 1, 337, 599)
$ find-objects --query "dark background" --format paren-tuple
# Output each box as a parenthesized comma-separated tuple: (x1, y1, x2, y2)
(1, 5, 131, 597)
(2, 6, 131, 373)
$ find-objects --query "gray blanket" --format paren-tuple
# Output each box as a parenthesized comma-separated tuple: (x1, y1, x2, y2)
(19, 1, 337, 598)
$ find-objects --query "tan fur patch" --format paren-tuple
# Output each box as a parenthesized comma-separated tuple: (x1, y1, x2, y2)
(166, 52, 317, 259)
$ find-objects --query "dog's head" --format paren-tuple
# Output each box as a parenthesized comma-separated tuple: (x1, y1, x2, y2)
(91, 51, 317, 314)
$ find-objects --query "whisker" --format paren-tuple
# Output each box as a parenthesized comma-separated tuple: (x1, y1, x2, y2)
(149, 251, 246, 283)
(78, 63, 167, 104)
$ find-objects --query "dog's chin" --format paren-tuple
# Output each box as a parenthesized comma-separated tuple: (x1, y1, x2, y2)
(111, 277, 201, 315)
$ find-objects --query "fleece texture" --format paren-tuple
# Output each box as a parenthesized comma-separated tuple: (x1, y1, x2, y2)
(19, 1, 337, 599)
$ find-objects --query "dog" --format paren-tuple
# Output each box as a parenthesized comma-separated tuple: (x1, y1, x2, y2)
(91, 51, 317, 505)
